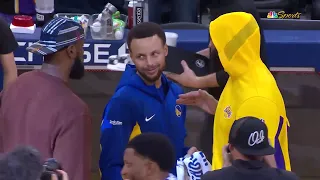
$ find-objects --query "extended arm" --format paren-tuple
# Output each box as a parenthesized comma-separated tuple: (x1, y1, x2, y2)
(194, 70, 229, 88)
(166, 61, 229, 89)
(0, 17, 18, 89)
(0, 53, 17, 88)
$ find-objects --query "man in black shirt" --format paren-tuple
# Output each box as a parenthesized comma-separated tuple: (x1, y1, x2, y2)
(167, 0, 267, 92)
(0, 17, 18, 90)
(165, 0, 268, 162)
(201, 117, 298, 180)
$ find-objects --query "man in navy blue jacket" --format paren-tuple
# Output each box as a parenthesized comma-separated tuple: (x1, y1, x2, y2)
(99, 22, 197, 180)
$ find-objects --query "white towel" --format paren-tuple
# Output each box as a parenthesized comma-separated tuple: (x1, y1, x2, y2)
(176, 151, 212, 180)
(166, 173, 178, 180)
(176, 158, 188, 180)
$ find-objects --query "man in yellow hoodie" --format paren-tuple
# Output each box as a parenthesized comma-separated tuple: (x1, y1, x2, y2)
(176, 12, 291, 171)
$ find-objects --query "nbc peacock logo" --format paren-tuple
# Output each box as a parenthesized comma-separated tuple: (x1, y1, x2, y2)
(267, 11, 301, 19)
(267, 11, 278, 18)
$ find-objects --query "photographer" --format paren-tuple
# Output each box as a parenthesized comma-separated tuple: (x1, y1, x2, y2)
(0, 146, 69, 180)
(202, 117, 299, 180)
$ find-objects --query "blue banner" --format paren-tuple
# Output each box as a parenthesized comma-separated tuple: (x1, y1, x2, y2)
(13, 29, 209, 69)
(14, 41, 128, 66)
(13, 29, 320, 71)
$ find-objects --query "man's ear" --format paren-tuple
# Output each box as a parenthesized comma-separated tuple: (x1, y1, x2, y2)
(145, 160, 157, 176)
(66, 45, 76, 59)
(164, 44, 168, 56)
(228, 144, 234, 152)
(129, 53, 135, 63)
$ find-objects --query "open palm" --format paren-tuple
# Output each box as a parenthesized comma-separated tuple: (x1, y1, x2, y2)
(176, 89, 218, 115)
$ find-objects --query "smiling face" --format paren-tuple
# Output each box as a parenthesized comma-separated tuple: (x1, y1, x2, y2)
(129, 34, 168, 84)
(121, 148, 148, 180)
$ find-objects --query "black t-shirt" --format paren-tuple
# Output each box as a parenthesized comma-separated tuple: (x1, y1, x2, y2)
(0, 17, 18, 54)
(201, 160, 299, 180)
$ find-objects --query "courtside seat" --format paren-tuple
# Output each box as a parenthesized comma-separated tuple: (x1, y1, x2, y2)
(261, 18, 320, 29)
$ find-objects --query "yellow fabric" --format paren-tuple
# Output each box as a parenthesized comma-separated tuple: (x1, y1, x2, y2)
(209, 12, 290, 170)
(15, 0, 19, 14)
(129, 123, 141, 140)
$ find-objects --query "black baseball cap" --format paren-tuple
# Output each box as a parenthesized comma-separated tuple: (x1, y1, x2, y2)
(228, 116, 275, 156)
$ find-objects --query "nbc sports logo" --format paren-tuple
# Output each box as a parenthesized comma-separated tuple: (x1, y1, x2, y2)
(267, 11, 278, 19)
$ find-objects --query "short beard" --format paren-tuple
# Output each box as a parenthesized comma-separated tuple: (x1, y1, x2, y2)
(137, 69, 162, 84)
(137, 63, 165, 84)
(69, 57, 85, 80)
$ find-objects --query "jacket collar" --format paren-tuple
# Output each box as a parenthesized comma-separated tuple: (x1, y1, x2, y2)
(232, 159, 267, 169)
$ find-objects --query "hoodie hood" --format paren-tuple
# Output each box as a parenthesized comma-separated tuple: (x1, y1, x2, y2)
(115, 64, 169, 101)
(209, 12, 261, 77)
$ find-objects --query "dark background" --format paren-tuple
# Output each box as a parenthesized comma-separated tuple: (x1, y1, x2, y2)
(19, 70, 320, 180)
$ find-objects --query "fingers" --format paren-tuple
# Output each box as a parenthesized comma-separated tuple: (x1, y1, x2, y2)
(176, 90, 211, 105)
(198, 89, 209, 96)
(198, 89, 218, 103)
(176, 99, 196, 105)
(222, 144, 229, 153)
(165, 72, 180, 82)
(178, 90, 199, 99)
(51, 174, 58, 180)
(177, 91, 200, 105)
(56, 170, 69, 180)
(181, 60, 191, 71)
(187, 146, 199, 155)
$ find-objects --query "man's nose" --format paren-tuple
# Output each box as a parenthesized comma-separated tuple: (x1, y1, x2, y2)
(121, 166, 128, 176)
(146, 56, 154, 66)
(121, 167, 126, 175)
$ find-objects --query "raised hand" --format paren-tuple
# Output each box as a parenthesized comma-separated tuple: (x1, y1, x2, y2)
(176, 89, 218, 115)
(165, 60, 200, 88)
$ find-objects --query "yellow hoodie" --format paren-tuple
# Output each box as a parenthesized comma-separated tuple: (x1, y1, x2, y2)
(209, 12, 291, 170)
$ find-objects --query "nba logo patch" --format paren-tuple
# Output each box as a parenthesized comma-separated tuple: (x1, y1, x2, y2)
(224, 106, 232, 119)
(175, 105, 182, 117)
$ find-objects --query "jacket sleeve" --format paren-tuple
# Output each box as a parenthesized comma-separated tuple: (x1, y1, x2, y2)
(175, 85, 189, 155)
(53, 106, 92, 180)
(100, 97, 136, 180)
(235, 97, 280, 148)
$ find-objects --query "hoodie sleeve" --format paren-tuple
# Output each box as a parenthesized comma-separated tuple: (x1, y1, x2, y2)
(99, 97, 136, 180)
(175, 85, 189, 155)
(235, 97, 280, 148)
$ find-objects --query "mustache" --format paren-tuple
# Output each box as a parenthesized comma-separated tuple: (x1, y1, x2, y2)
(145, 65, 160, 70)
